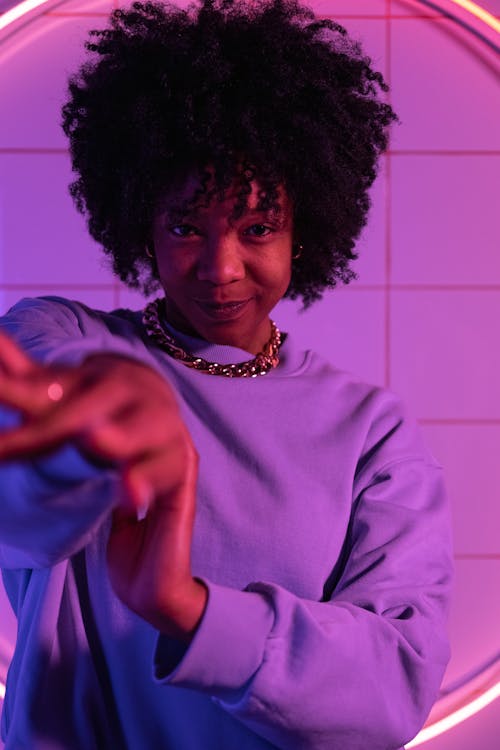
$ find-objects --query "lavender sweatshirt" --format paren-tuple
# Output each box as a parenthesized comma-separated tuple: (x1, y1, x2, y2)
(0, 296, 453, 750)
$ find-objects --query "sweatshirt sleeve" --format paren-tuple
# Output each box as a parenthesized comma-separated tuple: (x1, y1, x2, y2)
(0, 296, 157, 570)
(153, 393, 454, 750)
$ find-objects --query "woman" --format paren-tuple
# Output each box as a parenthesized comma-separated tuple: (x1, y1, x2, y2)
(0, 0, 453, 748)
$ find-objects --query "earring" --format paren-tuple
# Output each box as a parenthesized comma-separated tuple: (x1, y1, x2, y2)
(145, 243, 154, 259)
(292, 244, 303, 260)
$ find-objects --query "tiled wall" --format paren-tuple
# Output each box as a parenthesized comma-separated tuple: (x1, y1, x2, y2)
(0, 1, 499, 747)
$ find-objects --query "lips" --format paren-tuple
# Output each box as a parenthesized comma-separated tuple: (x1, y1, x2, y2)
(195, 298, 252, 320)
(196, 298, 251, 306)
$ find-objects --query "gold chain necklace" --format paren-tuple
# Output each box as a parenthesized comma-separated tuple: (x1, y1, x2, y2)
(142, 297, 283, 377)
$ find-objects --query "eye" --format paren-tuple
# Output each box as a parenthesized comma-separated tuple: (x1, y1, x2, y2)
(244, 224, 275, 238)
(168, 224, 199, 238)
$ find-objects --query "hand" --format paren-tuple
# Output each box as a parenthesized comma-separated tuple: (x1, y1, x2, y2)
(0, 330, 195, 504)
(0, 329, 207, 639)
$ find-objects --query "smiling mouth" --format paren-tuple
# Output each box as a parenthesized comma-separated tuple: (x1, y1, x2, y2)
(196, 297, 251, 305)
(195, 298, 251, 319)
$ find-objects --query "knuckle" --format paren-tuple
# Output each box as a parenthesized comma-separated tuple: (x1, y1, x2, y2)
(81, 421, 127, 458)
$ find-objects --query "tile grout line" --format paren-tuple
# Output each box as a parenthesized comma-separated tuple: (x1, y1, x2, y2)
(384, 0, 393, 392)
(2, 149, 498, 155)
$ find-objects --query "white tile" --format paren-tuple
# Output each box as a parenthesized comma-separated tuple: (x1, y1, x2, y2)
(391, 290, 500, 419)
(353, 154, 388, 286)
(390, 155, 500, 285)
(117, 0, 191, 8)
(0, 153, 118, 286)
(57, 0, 115, 12)
(390, 0, 443, 17)
(313, 0, 388, 16)
(275, 288, 386, 387)
(114, 284, 159, 313)
(0, 13, 114, 148)
(333, 15, 388, 74)
(390, 18, 500, 150)
(422, 423, 500, 555)
(443, 559, 500, 688)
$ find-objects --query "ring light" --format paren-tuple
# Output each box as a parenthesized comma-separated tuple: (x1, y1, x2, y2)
(0, 0, 498, 746)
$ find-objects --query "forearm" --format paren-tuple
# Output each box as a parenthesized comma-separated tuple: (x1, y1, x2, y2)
(0, 432, 118, 568)
(152, 459, 453, 750)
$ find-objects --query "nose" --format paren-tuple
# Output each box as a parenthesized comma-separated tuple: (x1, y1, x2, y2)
(196, 233, 245, 285)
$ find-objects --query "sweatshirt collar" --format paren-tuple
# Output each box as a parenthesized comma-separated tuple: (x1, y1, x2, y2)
(158, 317, 305, 377)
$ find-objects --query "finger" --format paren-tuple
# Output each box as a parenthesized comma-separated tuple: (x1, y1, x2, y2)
(0, 414, 76, 460)
(120, 439, 197, 516)
(0, 369, 71, 417)
(0, 374, 127, 460)
(77, 400, 178, 462)
(0, 330, 38, 376)
(118, 471, 155, 521)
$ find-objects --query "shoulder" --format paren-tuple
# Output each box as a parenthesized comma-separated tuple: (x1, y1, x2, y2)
(1, 295, 143, 338)
(0, 295, 148, 366)
(300, 345, 398, 417)
(302, 346, 440, 476)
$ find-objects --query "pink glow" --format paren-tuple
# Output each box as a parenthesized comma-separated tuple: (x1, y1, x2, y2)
(0, 1, 499, 748)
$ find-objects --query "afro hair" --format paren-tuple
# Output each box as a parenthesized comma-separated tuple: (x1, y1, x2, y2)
(61, 0, 399, 310)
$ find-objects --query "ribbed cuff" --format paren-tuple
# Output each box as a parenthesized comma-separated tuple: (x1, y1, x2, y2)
(153, 577, 275, 695)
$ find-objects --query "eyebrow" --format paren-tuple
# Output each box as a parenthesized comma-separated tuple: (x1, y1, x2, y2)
(165, 204, 286, 223)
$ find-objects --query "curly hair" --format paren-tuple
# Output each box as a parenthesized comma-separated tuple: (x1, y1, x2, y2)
(61, 0, 399, 310)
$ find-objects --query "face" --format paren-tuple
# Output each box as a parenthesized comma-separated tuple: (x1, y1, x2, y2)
(151, 169, 294, 354)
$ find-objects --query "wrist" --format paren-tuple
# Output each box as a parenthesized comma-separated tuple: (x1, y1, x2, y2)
(155, 577, 209, 644)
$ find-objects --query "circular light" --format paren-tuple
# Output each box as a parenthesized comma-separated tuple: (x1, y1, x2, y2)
(0, 0, 53, 33)
(0, 0, 498, 746)
(0, 0, 53, 31)
(407, 678, 500, 746)
(446, 0, 500, 34)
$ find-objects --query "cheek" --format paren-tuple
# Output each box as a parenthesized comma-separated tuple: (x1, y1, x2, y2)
(257, 264, 292, 303)
(255, 243, 292, 282)
(269, 252, 293, 287)
(156, 251, 190, 283)
(279, 267, 293, 297)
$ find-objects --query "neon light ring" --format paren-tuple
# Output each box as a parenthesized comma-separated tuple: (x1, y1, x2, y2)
(0, 0, 498, 745)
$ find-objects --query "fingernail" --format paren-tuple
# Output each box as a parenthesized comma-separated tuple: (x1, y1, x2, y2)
(135, 483, 153, 521)
(136, 501, 149, 521)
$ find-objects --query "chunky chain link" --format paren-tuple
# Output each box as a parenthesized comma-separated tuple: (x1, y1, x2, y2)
(142, 298, 282, 377)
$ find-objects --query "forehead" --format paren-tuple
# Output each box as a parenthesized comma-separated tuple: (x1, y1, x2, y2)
(156, 168, 291, 219)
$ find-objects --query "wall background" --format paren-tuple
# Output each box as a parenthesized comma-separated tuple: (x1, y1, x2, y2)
(0, 0, 499, 747)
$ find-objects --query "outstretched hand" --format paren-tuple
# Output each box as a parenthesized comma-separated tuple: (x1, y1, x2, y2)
(0, 330, 207, 641)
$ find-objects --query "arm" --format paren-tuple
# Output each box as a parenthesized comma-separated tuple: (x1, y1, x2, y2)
(153, 408, 454, 750)
(0, 297, 118, 568)
(0, 296, 183, 570)
(0, 436, 119, 570)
